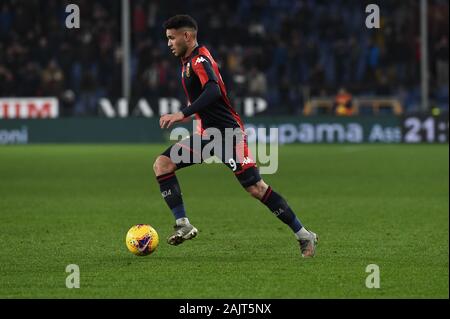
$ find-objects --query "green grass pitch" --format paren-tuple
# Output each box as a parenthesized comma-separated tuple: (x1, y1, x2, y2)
(0, 144, 448, 298)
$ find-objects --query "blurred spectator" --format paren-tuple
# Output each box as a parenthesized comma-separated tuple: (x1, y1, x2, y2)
(247, 66, 267, 96)
(0, 64, 14, 95)
(18, 62, 41, 96)
(0, 0, 448, 116)
(60, 89, 76, 116)
(435, 36, 449, 87)
(133, 2, 147, 44)
(333, 88, 354, 116)
(74, 69, 98, 116)
(41, 59, 65, 96)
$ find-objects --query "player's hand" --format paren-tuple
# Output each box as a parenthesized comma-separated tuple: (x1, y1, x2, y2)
(159, 112, 185, 129)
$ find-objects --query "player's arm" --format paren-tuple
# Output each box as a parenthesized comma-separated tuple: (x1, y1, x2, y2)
(181, 81, 220, 118)
(160, 56, 221, 129)
(159, 83, 220, 128)
(179, 102, 193, 122)
(181, 55, 221, 117)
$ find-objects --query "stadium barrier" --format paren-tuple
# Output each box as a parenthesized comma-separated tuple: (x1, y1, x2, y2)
(303, 97, 404, 116)
(0, 116, 447, 145)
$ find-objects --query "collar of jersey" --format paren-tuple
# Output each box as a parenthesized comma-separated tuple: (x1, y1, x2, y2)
(181, 45, 201, 64)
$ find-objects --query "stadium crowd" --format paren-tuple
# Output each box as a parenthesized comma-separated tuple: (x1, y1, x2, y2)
(0, 0, 448, 116)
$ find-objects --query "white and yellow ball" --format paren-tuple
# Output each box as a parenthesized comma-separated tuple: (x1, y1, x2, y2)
(126, 224, 159, 256)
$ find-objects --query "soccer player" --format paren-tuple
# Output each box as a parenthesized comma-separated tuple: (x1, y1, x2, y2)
(154, 15, 318, 257)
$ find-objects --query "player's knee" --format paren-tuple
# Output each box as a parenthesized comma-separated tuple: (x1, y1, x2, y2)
(247, 187, 261, 199)
(153, 156, 176, 176)
(246, 180, 269, 200)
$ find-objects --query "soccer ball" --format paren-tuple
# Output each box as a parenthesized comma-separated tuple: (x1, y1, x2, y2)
(125, 224, 159, 256)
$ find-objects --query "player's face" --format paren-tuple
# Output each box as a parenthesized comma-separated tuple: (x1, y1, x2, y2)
(166, 29, 188, 57)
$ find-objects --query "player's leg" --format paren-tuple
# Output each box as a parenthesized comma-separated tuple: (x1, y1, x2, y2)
(223, 132, 318, 257)
(153, 154, 188, 225)
(243, 176, 318, 257)
(153, 137, 200, 245)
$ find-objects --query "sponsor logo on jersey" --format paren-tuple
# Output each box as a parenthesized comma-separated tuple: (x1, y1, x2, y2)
(242, 157, 253, 165)
(194, 56, 207, 65)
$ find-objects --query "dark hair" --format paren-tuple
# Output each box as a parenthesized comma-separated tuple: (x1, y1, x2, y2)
(163, 15, 198, 31)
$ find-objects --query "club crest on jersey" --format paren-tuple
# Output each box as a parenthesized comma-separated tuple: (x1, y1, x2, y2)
(194, 56, 207, 65)
(185, 62, 191, 77)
